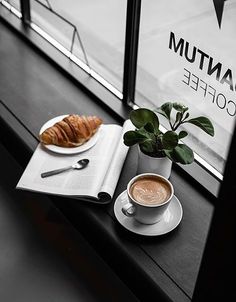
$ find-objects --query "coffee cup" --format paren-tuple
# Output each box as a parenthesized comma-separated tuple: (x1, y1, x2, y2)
(122, 173, 174, 224)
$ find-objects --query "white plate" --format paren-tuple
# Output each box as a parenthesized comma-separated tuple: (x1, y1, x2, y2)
(114, 190, 183, 236)
(39, 115, 100, 154)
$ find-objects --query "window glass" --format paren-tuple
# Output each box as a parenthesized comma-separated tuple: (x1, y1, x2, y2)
(1, 0, 20, 11)
(136, 0, 236, 175)
(31, 0, 126, 93)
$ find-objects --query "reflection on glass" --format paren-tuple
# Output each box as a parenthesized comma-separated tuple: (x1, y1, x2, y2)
(31, 0, 126, 93)
(6, 0, 20, 10)
(1, 0, 20, 11)
(136, 0, 236, 175)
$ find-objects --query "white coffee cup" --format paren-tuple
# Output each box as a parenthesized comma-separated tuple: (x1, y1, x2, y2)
(122, 173, 174, 224)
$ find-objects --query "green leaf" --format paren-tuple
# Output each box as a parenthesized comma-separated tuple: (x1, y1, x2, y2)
(185, 116, 215, 136)
(162, 131, 178, 150)
(178, 130, 188, 139)
(173, 102, 188, 112)
(175, 111, 182, 124)
(137, 127, 156, 140)
(123, 130, 147, 146)
(156, 102, 173, 120)
(164, 144, 194, 164)
(144, 122, 155, 133)
(136, 127, 148, 136)
(140, 141, 156, 154)
(183, 112, 190, 120)
(130, 108, 159, 132)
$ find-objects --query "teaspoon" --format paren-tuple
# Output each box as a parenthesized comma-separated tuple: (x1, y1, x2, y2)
(41, 159, 89, 178)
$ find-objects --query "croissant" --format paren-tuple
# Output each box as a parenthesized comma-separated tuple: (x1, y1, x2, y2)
(40, 114, 103, 147)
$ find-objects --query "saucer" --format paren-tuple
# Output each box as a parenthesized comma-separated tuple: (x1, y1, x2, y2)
(114, 190, 183, 236)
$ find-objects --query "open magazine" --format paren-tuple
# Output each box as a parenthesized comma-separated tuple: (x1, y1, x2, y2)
(17, 120, 133, 204)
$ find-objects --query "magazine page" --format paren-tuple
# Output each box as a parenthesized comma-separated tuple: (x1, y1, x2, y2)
(17, 124, 122, 201)
(99, 119, 134, 200)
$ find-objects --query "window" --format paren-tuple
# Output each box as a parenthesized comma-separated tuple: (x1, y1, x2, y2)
(30, 0, 126, 97)
(136, 0, 236, 176)
(2, 0, 235, 182)
(3, 0, 20, 10)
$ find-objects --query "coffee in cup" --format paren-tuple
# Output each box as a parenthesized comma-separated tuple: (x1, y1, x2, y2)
(122, 173, 174, 224)
(129, 175, 171, 206)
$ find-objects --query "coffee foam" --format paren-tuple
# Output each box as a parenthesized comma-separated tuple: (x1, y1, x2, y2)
(130, 176, 171, 205)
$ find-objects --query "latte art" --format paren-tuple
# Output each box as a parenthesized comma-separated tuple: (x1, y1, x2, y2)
(130, 176, 171, 205)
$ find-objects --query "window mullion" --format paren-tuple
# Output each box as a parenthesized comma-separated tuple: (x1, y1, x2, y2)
(122, 0, 141, 106)
(20, 0, 31, 24)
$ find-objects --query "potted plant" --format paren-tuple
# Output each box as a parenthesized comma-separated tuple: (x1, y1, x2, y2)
(123, 102, 215, 178)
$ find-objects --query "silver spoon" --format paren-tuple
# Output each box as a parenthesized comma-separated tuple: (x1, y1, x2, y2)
(41, 159, 89, 178)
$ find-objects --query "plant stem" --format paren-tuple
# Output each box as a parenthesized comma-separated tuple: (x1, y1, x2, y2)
(155, 134, 159, 154)
(169, 120, 174, 131)
(173, 119, 180, 131)
(173, 121, 183, 131)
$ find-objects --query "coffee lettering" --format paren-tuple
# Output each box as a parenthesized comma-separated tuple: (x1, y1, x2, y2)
(197, 49, 209, 70)
(207, 58, 222, 81)
(182, 68, 191, 85)
(185, 42, 196, 63)
(208, 85, 216, 102)
(190, 73, 199, 91)
(169, 31, 236, 94)
(169, 31, 184, 56)
(182, 69, 236, 116)
(200, 79, 208, 97)
(216, 93, 226, 109)
(220, 69, 234, 91)
(227, 101, 236, 116)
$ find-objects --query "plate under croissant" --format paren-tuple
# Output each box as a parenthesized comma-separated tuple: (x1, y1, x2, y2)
(39, 115, 100, 154)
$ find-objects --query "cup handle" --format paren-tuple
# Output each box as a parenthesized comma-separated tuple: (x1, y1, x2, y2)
(122, 203, 136, 217)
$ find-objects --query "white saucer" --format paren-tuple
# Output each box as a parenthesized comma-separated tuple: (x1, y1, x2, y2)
(114, 190, 183, 236)
(39, 115, 100, 154)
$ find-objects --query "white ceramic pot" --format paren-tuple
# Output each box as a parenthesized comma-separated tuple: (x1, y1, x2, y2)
(137, 149, 172, 179)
